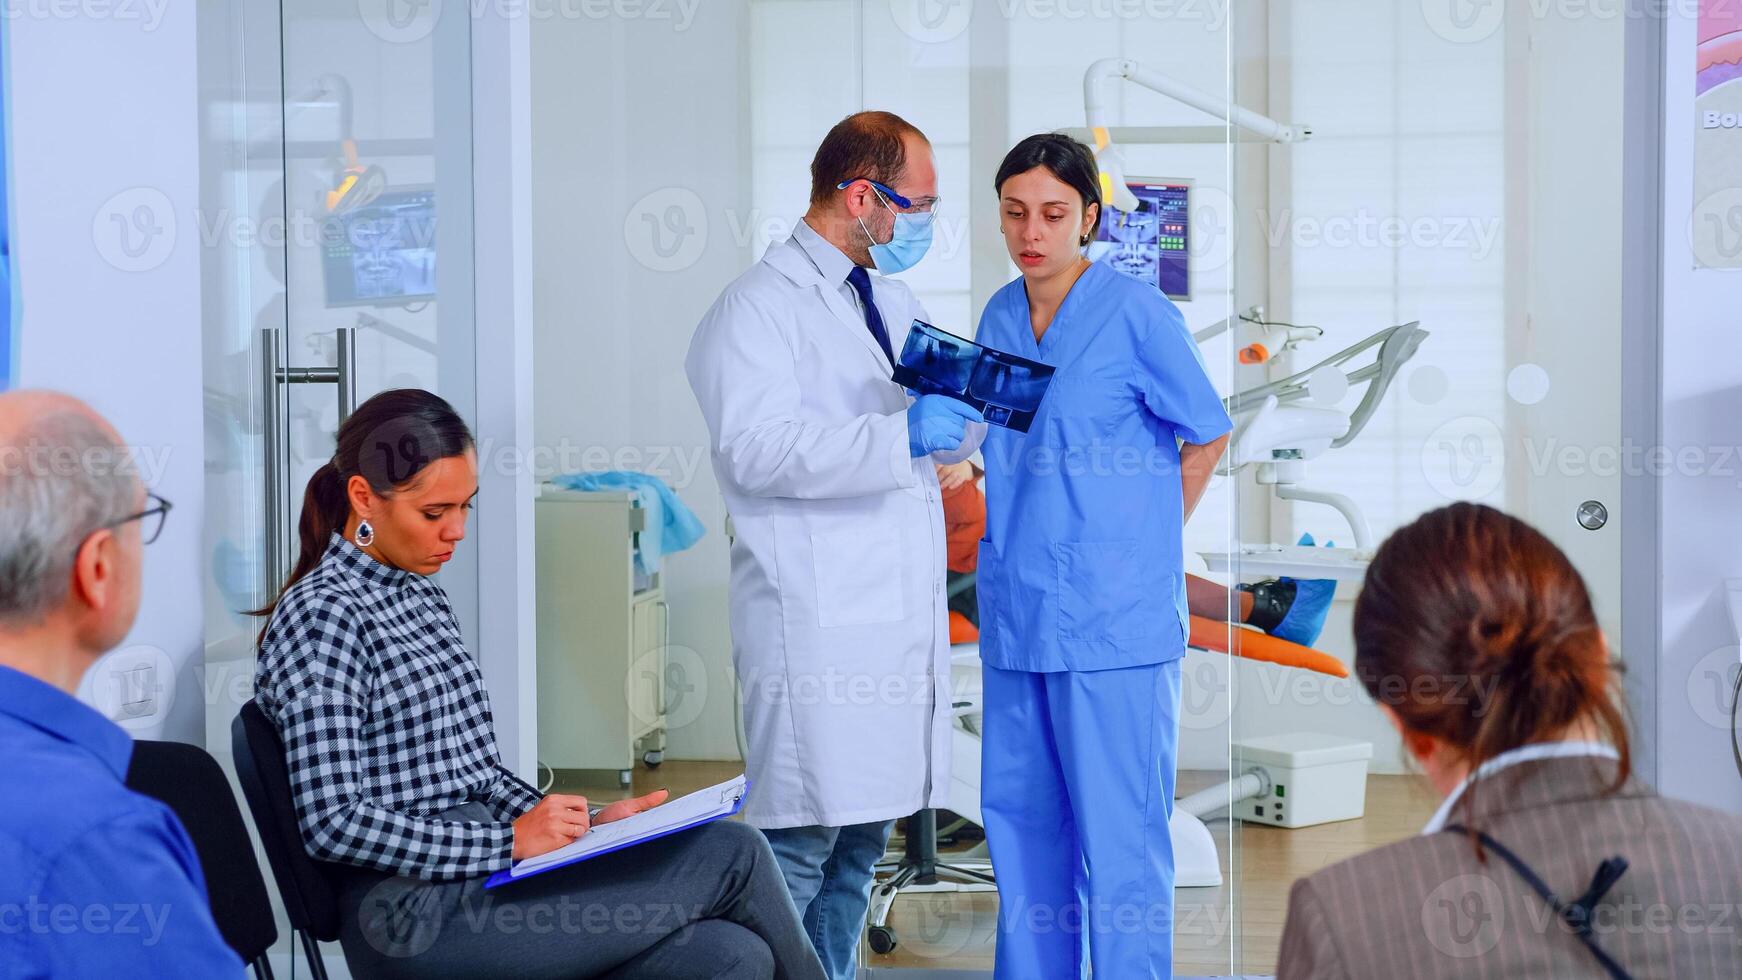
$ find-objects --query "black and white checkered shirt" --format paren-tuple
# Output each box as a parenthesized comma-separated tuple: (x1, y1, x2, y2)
(255, 534, 542, 881)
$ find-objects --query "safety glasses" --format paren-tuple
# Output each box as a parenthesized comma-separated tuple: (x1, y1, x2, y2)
(836, 178, 941, 223)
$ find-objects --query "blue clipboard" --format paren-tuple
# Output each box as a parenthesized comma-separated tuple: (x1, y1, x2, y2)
(484, 777, 749, 889)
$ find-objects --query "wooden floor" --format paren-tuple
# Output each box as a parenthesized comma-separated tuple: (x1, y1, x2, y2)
(552, 763, 1438, 976)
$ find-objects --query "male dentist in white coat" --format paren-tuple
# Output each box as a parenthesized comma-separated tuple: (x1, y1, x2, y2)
(686, 110, 984, 980)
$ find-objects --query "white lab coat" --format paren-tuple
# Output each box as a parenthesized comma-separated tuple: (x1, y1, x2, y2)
(685, 232, 983, 829)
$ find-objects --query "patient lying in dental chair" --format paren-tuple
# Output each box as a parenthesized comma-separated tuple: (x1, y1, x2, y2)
(937, 460, 1336, 646)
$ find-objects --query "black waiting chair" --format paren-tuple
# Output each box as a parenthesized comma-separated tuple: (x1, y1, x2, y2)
(232, 699, 349, 980)
(125, 739, 279, 979)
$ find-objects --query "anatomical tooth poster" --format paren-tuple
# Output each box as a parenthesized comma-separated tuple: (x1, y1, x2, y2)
(1695, 0, 1742, 268)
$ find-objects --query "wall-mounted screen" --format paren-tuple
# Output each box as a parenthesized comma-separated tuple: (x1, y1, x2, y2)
(1089, 178, 1189, 303)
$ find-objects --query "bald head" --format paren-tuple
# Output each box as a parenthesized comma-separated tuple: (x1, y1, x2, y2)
(0, 390, 141, 630)
(0, 389, 123, 443)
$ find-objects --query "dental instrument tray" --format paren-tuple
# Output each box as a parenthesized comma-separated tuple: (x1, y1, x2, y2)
(892, 320, 1055, 432)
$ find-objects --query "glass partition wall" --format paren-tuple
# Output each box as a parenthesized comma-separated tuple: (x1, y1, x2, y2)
(200, 0, 484, 969)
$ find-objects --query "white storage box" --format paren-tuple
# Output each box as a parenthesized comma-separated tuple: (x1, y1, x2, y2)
(1231, 733, 1373, 829)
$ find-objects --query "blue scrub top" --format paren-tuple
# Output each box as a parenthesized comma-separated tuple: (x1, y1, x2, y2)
(974, 261, 1233, 673)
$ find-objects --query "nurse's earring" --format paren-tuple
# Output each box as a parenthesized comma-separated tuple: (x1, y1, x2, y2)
(1080, 233, 1091, 246)
(355, 518, 376, 548)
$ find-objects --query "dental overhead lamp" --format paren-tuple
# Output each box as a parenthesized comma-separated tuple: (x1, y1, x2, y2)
(1081, 58, 1311, 214)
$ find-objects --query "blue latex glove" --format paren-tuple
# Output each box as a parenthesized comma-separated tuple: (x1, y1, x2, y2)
(907, 395, 983, 457)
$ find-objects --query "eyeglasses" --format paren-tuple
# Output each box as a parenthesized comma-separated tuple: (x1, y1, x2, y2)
(836, 178, 941, 218)
(103, 492, 174, 546)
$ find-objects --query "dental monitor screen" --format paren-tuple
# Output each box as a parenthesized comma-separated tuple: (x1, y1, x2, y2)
(321, 188, 437, 307)
(1089, 179, 1189, 302)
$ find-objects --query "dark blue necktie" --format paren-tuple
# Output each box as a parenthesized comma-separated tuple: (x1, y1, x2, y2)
(845, 265, 894, 364)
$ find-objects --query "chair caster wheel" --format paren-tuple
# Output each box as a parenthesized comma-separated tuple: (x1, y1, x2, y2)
(642, 751, 663, 768)
(868, 925, 898, 955)
(618, 769, 633, 788)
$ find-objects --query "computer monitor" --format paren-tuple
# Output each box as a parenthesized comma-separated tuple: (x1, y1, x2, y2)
(1089, 178, 1190, 303)
(320, 187, 437, 308)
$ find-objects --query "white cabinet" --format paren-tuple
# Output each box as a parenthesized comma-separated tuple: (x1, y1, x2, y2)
(535, 488, 668, 786)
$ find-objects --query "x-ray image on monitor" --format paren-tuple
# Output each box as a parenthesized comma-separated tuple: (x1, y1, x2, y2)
(891, 320, 1056, 432)
(1089, 179, 1190, 302)
(321, 188, 437, 307)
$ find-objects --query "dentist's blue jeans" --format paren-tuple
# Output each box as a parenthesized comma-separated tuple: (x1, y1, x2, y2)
(761, 820, 895, 980)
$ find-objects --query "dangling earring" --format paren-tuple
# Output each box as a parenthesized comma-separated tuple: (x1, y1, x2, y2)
(355, 519, 375, 548)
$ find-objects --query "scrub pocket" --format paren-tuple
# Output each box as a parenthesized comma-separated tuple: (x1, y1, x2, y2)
(1053, 539, 1156, 642)
(811, 528, 905, 628)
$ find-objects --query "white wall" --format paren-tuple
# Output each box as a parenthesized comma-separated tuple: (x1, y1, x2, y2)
(9, 7, 206, 745)
(1656, 4, 1742, 814)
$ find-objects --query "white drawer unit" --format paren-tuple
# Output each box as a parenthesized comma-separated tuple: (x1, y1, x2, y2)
(535, 488, 668, 787)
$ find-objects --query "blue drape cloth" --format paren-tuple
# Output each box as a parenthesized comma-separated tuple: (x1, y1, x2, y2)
(550, 471, 705, 575)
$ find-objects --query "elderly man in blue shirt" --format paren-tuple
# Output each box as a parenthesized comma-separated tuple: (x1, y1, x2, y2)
(0, 389, 241, 977)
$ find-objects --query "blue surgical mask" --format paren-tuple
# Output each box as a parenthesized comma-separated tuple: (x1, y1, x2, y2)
(859, 190, 934, 275)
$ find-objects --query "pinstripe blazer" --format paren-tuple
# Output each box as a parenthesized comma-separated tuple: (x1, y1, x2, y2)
(1277, 757, 1742, 978)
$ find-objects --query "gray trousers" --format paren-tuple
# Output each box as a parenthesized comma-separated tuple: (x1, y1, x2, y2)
(335, 816, 827, 980)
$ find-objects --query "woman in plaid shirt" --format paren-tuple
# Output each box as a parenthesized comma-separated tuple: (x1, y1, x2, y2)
(255, 389, 822, 979)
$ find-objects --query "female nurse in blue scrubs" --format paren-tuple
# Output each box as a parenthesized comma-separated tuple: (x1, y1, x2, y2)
(974, 134, 1233, 979)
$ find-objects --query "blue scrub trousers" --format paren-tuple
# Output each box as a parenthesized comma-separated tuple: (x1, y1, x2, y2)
(981, 659, 1182, 980)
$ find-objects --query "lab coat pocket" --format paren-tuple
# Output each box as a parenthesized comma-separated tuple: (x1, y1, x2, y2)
(1054, 539, 1155, 642)
(811, 528, 906, 628)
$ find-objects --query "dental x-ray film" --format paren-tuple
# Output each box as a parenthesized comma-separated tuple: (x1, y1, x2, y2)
(892, 320, 1055, 433)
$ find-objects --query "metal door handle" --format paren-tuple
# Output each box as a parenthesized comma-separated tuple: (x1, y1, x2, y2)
(260, 325, 359, 587)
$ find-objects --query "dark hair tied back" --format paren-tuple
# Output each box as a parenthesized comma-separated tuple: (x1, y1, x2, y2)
(252, 388, 473, 631)
(1353, 502, 1630, 855)
(993, 132, 1105, 242)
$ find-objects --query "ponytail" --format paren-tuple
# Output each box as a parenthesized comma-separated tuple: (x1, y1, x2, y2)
(251, 389, 474, 641)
